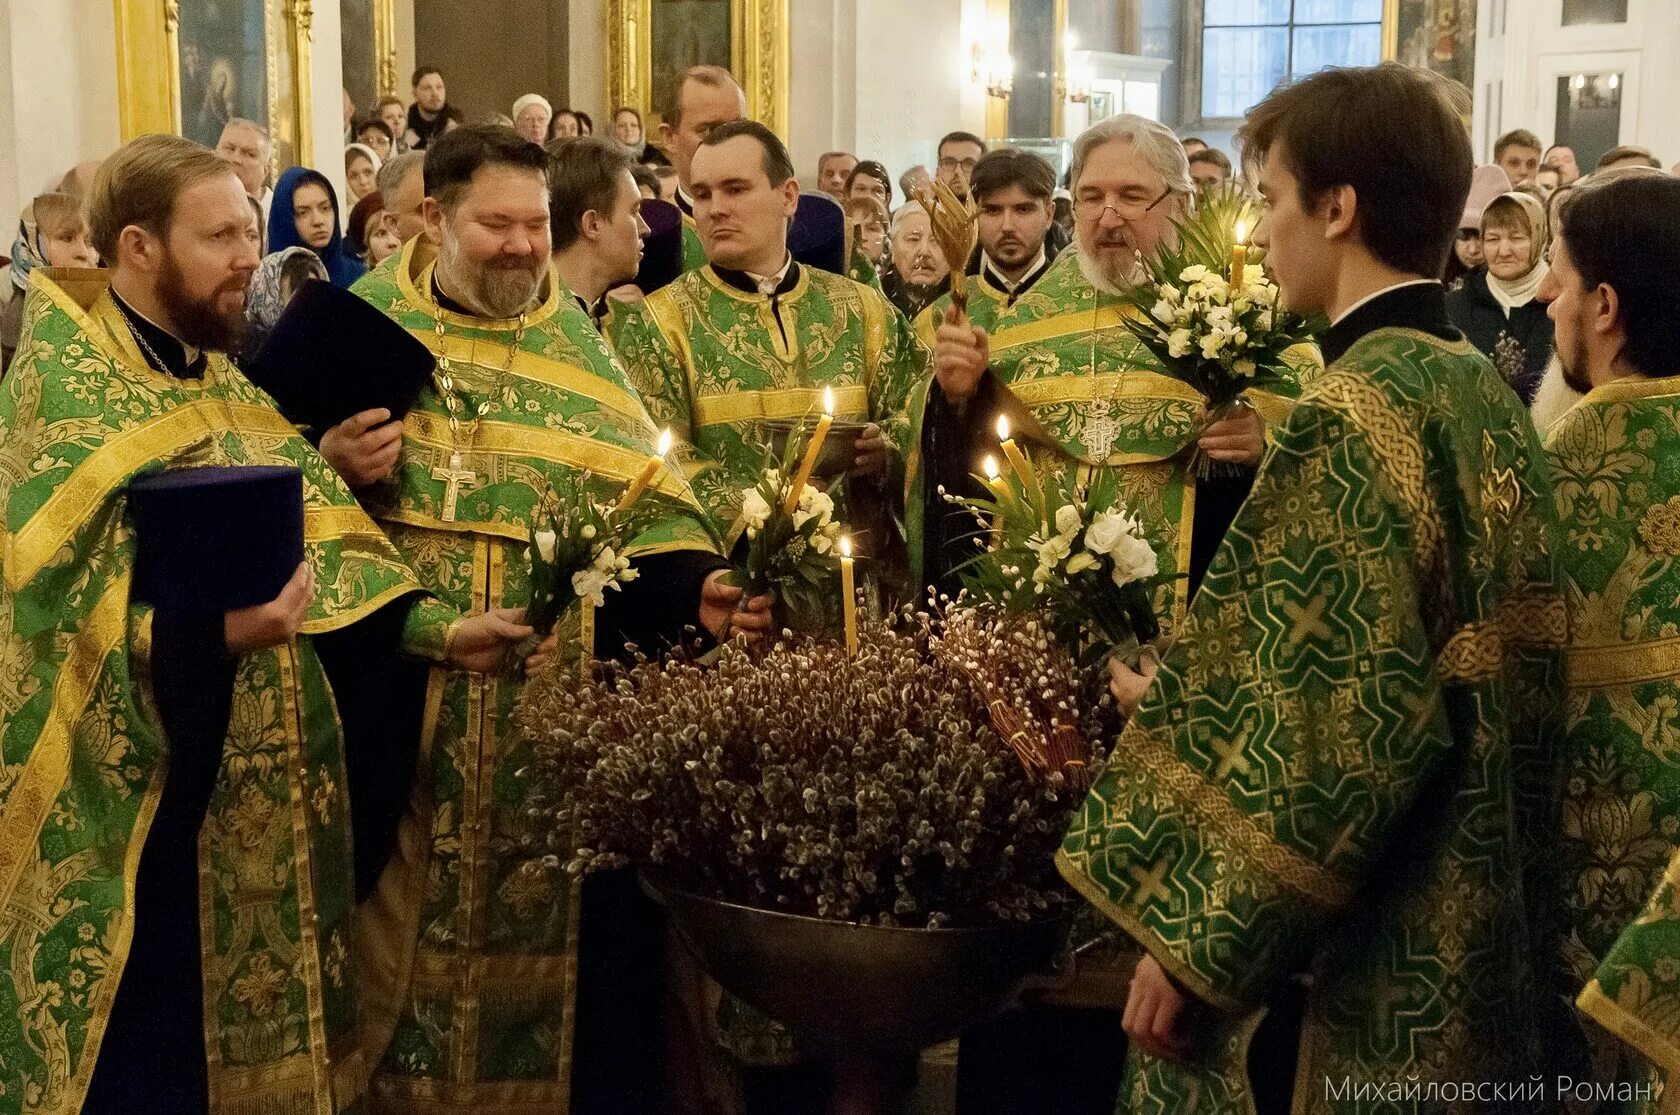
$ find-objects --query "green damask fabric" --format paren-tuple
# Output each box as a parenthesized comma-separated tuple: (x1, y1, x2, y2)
(902, 247, 1317, 629)
(1058, 328, 1570, 1112)
(607, 263, 927, 542)
(1550, 375, 1680, 1102)
(352, 240, 717, 1113)
(0, 270, 437, 1114)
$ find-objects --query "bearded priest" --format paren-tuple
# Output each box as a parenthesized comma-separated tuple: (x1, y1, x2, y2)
(339, 126, 770, 1114)
(0, 134, 527, 1115)
(1056, 64, 1575, 1111)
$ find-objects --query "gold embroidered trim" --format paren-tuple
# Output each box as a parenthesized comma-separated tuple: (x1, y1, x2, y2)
(692, 383, 870, 428)
(1132, 725, 1355, 910)
(1569, 636, 1680, 689)
(1007, 370, 1205, 409)
(1578, 373, 1680, 408)
(304, 504, 391, 543)
(990, 304, 1131, 353)
(1437, 593, 1568, 684)
(1577, 980, 1680, 1078)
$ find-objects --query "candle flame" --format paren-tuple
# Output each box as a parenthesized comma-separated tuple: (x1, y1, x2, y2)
(1234, 218, 1248, 245)
(995, 414, 1011, 441)
(839, 534, 853, 559)
(823, 386, 835, 417)
(656, 428, 673, 455)
(982, 454, 1001, 480)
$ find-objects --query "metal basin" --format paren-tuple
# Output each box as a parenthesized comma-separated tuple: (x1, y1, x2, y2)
(646, 877, 1068, 1051)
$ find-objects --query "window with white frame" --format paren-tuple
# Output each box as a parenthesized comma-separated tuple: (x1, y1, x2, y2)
(1201, 0, 1384, 120)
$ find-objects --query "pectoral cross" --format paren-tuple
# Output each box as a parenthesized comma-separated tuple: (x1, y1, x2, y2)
(432, 452, 479, 522)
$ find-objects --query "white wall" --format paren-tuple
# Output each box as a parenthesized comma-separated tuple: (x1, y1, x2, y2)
(0, 0, 123, 233)
(1479, 0, 1680, 166)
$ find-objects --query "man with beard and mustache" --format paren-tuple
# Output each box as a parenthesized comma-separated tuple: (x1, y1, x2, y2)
(1059, 65, 1573, 1111)
(0, 133, 531, 1114)
(1537, 171, 1680, 1101)
(342, 125, 768, 1115)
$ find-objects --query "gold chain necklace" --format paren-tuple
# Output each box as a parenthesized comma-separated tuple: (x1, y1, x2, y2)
(428, 298, 529, 521)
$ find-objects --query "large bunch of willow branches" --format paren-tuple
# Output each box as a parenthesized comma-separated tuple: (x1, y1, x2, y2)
(515, 613, 1115, 928)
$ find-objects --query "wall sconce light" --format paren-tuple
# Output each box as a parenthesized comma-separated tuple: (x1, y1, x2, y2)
(1056, 31, 1092, 104)
(970, 14, 1014, 100)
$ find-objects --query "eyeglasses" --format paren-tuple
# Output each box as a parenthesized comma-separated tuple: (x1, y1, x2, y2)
(937, 157, 980, 173)
(1071, 187, 1173, 224)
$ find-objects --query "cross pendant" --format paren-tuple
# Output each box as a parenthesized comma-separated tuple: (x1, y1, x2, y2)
(432, 452, 479, 522)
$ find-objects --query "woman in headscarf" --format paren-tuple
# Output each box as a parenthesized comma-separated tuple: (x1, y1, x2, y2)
(344, 142, 382, 205)
(243, 246, 329, 359)
(1, 192, 98, 371)
(1446, 189, 1554, 404)
(1445, 164, 1509, 289)
(512, 93, 553, 145)
(267, 166, 365, 288)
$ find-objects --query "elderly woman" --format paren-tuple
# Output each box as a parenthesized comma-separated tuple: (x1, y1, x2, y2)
(879, 203, 950, 319)
(344, 142, 382, 205)
(1446, 189, 1554, 403)
(1445, 164, 1509, 288)
(512, 93, 553, 145)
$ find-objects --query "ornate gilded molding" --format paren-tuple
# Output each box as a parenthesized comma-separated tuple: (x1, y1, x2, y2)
(112, 0, 183, 139)
(376, 0, 398, 97)
(606, 0, 787, 137)
(287, 0, 315, 167)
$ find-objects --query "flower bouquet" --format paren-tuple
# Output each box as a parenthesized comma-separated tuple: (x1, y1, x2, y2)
(515, 612, 1106, 1049)
(948, 441, 1169, 671)
(731, 412, 846, 634)
(1121, 182, 1318, 476)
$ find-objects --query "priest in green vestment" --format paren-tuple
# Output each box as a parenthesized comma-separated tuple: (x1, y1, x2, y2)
(914, 114, 1318, 623)
(339, 126, 767, 1115)
(1540, 172, 1680, 1105)
(607, 121, 927, 554)
(0, 136, 526, 1115)
(656, 65, 747, 274)
(911, 147, 1061, 350)
(1057, 66, 1572, 1112)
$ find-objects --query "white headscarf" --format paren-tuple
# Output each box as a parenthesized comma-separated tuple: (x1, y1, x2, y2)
(1484, 191, 1549, 316)
(512, 93, 553, 130)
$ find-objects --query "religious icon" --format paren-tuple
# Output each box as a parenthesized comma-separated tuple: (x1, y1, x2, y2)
(1391, 0, 1476, 90)
(649, 0, 733, 123)
(176, 0, 268, 149)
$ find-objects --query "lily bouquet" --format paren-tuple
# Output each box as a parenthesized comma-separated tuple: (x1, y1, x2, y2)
(950, 450, 1167, 669)
(1120, 183, 1317, 475)
(732, 418, 846, 633)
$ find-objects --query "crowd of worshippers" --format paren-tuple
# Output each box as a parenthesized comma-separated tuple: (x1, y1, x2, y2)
(6, 52, 1680, 1115)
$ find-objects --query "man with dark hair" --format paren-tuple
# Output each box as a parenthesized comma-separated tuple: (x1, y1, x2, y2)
(936, 129, 987, 198)
(1544, 143, 1582, 184)
(1495, 126, 1544, 185)
(817, 150, 858, 199)
(1187, 146, 1232, 189)
(1535, 162, 1563, 195)
(610, 119, 925, 564)
(404, 65, 463, 150)
(657, 64, 747, 270)
(1539, 169, 1680, 1101)
(346, 125, 767, 1113)
(1596, 143, 1663, 171)
(549, 135, 648, 321)
(0, 132, 526, 1114)
(1180, 135, 1209, 155)
(1059, 63, 1570, 1107)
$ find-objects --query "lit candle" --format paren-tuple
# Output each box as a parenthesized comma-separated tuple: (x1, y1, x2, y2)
(981, 454, 1010, 501)
(995, 415, 1035, 493)
(839, 534, 859, 657)
(1231, 218, 1249, 291)
(619, 428, 673, 510)
(783, 387, 835, 515)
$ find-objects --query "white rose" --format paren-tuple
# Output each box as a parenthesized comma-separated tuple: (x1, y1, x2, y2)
(741, 487, 772, 535)
(1065, 551, 1099, 576)
(811, 532, 833, 555)
(1054, 504, 1082, 538)
(1199, 332, 1228, 360)
(1151, 299, 1176, 325)
(1179, 265, 1211, 284)
(1161, 283, 1182, 303)
(533, 530, 557, 563)
(1083, 508, 1132, 556)
(1034, 532, 1072, 572)
(1167, 328, 1193, 359)
(1109, 532, 1159, 587)
(572, 567, 613, 607)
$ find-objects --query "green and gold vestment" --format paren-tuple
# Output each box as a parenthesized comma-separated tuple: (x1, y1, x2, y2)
(607, 263, 927, 543)
(1057, 326, 1569, 1112)
(1547, 374, 1680, 1102)
(352, 239, 716, 1114)
(904, 247, 1316, 627)
(0, 270, 454, 1115)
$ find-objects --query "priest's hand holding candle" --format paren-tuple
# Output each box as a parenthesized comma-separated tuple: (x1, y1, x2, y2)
(619, 428, 673, 510)
(839, 534, 859, 657)
(783, 387, 835, 515)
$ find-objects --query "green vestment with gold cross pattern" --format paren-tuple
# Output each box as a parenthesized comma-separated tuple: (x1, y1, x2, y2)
(0, 269, 457, 1115)
(350, 238, 718, 1114)
(903, 246, 1319, 630)
(1057, 326, 1572, 1113)
(1547, 374, 1680, 1107)
(606, 262, 928, 547)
